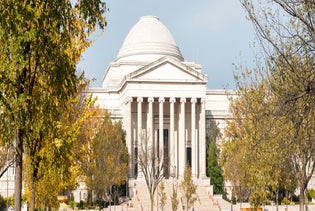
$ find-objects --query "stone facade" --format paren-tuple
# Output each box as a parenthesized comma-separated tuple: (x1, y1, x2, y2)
(0, 16, 233, 201)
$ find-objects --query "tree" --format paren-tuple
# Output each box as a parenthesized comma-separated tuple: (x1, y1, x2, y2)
(75, 105, 104, 205)
(23, 86, 97, 210)
(181, 165, 198, 210)
(171, 182, 179, 211)
(221, 79, 297, 208)
(158, 180, 167, 211)
(137, 134, 164, 211)
(89, 111, 129, 206)
(206, 119, 223, 194)
(0, 1, 106, 210)
(240, 1, 315, 210)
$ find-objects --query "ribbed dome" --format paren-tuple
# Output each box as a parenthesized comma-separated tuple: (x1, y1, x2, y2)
(116, 16, 183, 62)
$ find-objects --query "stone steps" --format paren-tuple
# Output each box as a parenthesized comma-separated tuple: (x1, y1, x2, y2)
(128, 178, 221, 210)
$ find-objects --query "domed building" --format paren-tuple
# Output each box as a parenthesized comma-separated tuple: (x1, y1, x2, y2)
(0, 17, 232, 209)
(88, 16, 231, 181)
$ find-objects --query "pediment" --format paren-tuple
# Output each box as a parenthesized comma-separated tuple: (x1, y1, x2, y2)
(126, 57, 208, 83)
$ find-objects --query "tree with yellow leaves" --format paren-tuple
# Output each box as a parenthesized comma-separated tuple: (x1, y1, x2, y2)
(88, 111, 129, 206)
(0, 0, 107, 210)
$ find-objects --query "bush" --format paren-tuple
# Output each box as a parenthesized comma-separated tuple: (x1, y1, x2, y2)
(281, 197, 290, 205)
(291, 194, 299, 203)
(69, 200, 75, 209)
(77, 200, 88, 209)
(307, 189, 315, 202)
(0, 195, 6, 210)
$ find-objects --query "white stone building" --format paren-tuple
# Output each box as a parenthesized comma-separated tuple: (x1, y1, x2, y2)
(87, 16, 232, 182)
(0, 16, 233, 202)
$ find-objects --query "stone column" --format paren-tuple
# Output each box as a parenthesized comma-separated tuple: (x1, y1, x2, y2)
(125, 97, 133, 178)
(137, 97, 143, 177)
(179, 97, 186, 177)
(169, 97, 176, 177)
(137, 97, 143, 145)
(147, 97, 154, 149)
(199, 98, 206, 178)
(159, 97, 165, 158)
(191, 98, 197, 177)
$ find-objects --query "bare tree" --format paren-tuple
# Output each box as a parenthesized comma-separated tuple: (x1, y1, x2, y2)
(137, 134, 164, 211)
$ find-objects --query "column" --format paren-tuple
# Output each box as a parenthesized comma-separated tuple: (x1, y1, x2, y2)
(147, 97, 154, 149)
(169, 97, 176, 177)
(179, 97, 186, 177)
(137, 97, 143, 146)
(125, 97, 133, 178)
(191, 98, 197, 177)
(137, 97, 143, 177)
(199, 98, 206, 178)
(159, 97, 165, 158)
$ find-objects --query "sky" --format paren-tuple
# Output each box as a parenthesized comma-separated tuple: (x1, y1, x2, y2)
(79, 0, 257, 89)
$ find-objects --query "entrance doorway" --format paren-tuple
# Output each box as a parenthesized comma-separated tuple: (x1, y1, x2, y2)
(158, 129, 169, 178)
(186, 147, 191, 167)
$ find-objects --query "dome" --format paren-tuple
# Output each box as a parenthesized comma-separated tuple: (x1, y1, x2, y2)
(116, 16, 183, 62)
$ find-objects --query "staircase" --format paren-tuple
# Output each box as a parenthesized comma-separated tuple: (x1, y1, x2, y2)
(127, 178, 223, 210)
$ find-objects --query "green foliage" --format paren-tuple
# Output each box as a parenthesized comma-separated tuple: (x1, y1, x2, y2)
(207, 140, 223, 194)
(307, 189, 315, 202)
(206, 119, 223, 194)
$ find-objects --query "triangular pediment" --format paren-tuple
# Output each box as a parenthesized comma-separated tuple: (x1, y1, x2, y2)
(125, 57, 208, 83)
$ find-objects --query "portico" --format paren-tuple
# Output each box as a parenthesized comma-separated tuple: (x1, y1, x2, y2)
(124, 96, 206, 179)
(95, 16, 208, 179)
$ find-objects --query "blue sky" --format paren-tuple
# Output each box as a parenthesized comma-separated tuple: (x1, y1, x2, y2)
(79, 0, 257, 89)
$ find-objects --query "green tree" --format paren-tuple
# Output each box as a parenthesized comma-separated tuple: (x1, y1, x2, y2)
(206, 119, 223, 194)
(0, 1, 106, 210)
(181, 165, 198, 210)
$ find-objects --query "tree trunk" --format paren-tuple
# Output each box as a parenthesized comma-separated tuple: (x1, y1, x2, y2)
(29, 175, 36, 211)
(14, 128, 23, 211)
(300, 161, 308, 211)
(299, 179, 307, 211)
(150, 193, 154, 211)
(300, 188, 305, 211)
(276, 189, 279, 211)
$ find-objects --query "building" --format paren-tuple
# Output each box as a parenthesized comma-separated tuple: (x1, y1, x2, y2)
(88, 16, 232, 182)
(0, 16, 232, 203)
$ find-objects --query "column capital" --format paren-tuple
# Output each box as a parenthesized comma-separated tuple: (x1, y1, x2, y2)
(148, 97, 154, 103)
(169, 97, 176, 103)
(125, 97, 133, 104)
(191, 98, 197, 104)
(159, 97, 165, 103)
(201, 98, 206, 104)
(180, 97, 186, 103)
(137, 97, 143, 103)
